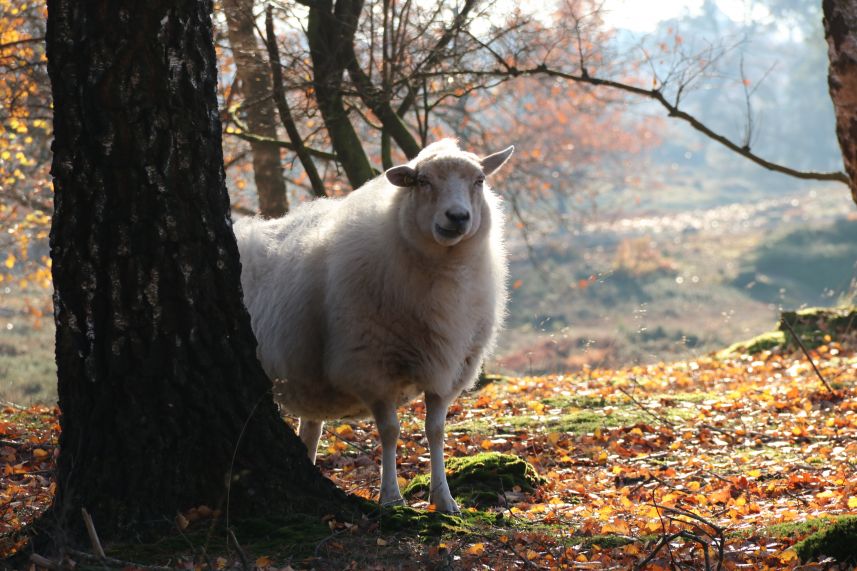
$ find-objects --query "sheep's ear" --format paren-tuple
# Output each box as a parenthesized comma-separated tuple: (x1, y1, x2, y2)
(386, 165, 418, 187)
(481, 145, 515, 176)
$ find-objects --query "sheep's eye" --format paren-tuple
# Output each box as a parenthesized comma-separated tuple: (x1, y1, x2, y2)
(475, 177, 485, 186)
(417, 176, 431, 187)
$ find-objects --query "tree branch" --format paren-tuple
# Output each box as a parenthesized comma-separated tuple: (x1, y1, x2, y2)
(395, 0, 478, 117)
(226, 107, 337, 161)
(483, 64, 850, 186)
(345, 44, 421, 157)
(265, 6, 327, 198)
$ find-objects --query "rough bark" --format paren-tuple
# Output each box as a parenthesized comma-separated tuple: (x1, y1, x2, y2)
(824, 0, 857, 205)
(44, 0, 345, 541)
(223, 0, 288, 217)
(306, 0, 375, 189)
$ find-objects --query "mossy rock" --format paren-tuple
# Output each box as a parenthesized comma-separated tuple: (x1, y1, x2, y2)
(718, 331, 786, 357)
(779, 306, 857, 348)
(718, 305, 856, 357)
(402, 452, 545, 507)
(793, 515, 857, 563)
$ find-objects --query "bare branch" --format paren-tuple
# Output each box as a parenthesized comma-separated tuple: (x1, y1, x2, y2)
(480, 64, 850, 185)
(265, 6, 327, 198)
(227, 106, 337, 161)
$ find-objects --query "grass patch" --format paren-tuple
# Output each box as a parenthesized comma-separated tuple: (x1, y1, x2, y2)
(105, 514, 332, 564)
(402, 453, 545, 507)
(541, 395, 608, 409)
(450, 404, 693, 436)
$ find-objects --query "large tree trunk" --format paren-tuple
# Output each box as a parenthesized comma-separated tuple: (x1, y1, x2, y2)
(223, 0, 288, 217)
(44, 0, 344, 541)
(823, 0, 857, 205)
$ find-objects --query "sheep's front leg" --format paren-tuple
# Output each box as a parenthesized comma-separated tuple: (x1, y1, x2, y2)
(298, 418, 323, 465)
(425, 392, 460, 514)
(371, 401, 405, 506)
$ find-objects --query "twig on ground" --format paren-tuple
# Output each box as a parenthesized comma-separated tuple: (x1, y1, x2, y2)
(697, 423, 738, 444)
(228, 528, 250, 571)
(67, 549, 175, 570)
(0, 400, 28, 410)
(323, 426, 375, 456)
(780, 319, 836, 396)
(638, 488, 726, 571)
(614, 386, 675, 427)
(314, 526, 349, 558)
(81, 507, 106, 559)
(29, 554, 60, 570)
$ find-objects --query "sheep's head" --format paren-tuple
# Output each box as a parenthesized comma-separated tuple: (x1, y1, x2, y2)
(386, 140, 514, 248)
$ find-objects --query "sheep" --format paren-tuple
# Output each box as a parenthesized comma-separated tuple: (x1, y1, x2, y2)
(234, 139, 513, 514)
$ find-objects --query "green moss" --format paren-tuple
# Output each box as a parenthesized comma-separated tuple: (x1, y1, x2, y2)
(718, 306, 856, 358)
(653, 391, 719, 404)
(573, 534, 637, 549)
(450, 403, 693, 436)
(105, 514, 333, 563)
(541, 395, 607, 409)
(378, 505, 472, 536)
(780, 306, 857, 348)
(754, 516, 835, 540)
(793, 516, 857, 563)
(718, 331, 786, 357)
(402, 453, 545, 507)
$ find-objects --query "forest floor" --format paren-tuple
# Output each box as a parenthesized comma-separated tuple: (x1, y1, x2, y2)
(2, 321, 857, 569)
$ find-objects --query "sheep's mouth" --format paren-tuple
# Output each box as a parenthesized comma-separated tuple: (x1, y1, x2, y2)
(434, 224, 465, 239)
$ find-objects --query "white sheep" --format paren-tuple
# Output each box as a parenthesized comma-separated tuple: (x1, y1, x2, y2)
(234, 139, 513, 513)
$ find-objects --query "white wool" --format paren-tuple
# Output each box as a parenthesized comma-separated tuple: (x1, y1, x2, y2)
(234, 139, 509, 422)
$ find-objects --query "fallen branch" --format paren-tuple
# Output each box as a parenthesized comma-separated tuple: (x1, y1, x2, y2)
(615, 385, 675, 427)
(30, 554, 60, 570)
(780, 319, 836, 396)
(81, 507, 106, 559)
(228, 528, 250, 571)
(67, 549, 175, 571)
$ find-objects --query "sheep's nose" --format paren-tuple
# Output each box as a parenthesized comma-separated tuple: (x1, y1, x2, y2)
(446, 210, 470, 225)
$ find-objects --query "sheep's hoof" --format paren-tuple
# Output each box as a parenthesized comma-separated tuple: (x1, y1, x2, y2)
(380, 497, 406, 508)
(430, 496, 460, 515)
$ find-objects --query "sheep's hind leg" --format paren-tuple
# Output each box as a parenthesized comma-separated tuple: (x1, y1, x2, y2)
(425, 392, 460, 514)
(371, 401, 405, 507)
(298, 418, 323, 465)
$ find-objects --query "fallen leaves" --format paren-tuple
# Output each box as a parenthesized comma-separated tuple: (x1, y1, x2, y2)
(2, 338, 857, 568)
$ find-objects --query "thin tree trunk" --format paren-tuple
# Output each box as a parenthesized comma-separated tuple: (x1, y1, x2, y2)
(264, 6, 327, 199)
(45, 0, 344, 541)
(307, 0, 375, 189)
(224, 0, 288, 217)
(823, 0, 857, 205)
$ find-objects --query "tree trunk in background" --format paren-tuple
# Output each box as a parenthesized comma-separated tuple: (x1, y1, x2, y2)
(45, 0, 344, 541)
(307, 0, 375, 189)
(224, 0, 288, 217)
(823, 0, 857, 205)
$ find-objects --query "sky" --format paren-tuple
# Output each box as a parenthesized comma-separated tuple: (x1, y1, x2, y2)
(601, 0, 775, 33)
